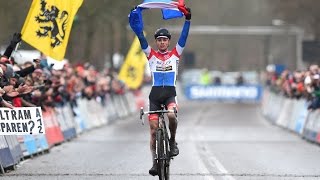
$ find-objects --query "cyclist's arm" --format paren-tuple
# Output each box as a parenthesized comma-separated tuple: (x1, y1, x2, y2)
(136, 31, 152, 58)
(176, 20, 191, 56)
(129, 8, 152, 58)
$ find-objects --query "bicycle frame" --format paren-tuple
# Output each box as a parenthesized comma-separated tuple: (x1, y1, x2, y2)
(140, 105, 177, 180)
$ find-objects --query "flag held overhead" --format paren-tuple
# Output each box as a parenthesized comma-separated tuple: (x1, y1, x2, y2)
(129, 8, 144, 35)
(138, 0, 185, 20)
(162, 9, 183, 20)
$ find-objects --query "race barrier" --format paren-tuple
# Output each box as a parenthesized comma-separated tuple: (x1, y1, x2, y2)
(105, 94, 120, 123)
(42, 107, 64, 147)
(73, 107, 86, 134)
(277, 99, 293, 128)
(0, 90, 142, 174)
(261, 90, 284, 123)
(0, 135, 13, 172)
(16, 134, 49, 159)
(34, 134, 49, 154)
(55, 105, 77, 141)
(303, 111, 319, 142)
(185, 85, 263, 101)
(262, 89, 320, 144)
(16, 135, 37, 157)
(61, 105, 78, 140)
(0, 135, 23, 172)
(5, 136, 22, 166)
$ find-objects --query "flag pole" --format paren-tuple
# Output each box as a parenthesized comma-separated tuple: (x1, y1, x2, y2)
(9, 42, 21, 61)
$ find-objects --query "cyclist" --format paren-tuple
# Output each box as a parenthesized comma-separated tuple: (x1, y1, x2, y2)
(129, 5, 191, 176)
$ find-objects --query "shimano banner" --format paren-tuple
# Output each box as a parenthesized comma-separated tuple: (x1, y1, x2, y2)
(185, 85, 263, 101)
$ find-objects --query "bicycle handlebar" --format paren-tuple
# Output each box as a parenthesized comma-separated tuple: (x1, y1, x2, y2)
(139, 107, 178, 125)
(143, 109, 175, 114)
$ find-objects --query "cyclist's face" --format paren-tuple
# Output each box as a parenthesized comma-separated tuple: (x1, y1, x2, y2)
(156, 37, 170, 52)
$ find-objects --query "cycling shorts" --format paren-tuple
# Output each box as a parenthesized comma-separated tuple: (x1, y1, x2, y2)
(148, 86, 177, 121)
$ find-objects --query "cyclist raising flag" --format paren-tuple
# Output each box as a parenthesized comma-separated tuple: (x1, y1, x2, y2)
(129, 1, 191, 176)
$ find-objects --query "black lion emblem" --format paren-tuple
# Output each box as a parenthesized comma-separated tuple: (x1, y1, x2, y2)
(35, 0, 69, 48)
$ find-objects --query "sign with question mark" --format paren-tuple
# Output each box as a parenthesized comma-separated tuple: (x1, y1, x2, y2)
(0, 107, 45, 135)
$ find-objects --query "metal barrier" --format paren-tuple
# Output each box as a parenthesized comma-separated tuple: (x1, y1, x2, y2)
(77, 98, 94, 129)
(43, 107, 64, 147)
(261, 89, 320, 145)
(294, 101, 309, 134)
(62, 105, 77, 139)
(288, 99, 305, 132)
(72, 105, 86, 134)
(17, 135, 37, 157)
(55, 105, 77, 141)
(112, 95, 123, 119)
(86, 99, 106, 127)
(262, 90, 281, 123)
(303, 110, 320, 143)
(34, 134, 49, 154)
(0, 90, 142, 174)
(277, 99, 293, 128)
(4, 136, 22, 165)
(0, 135, 15, 171)
(271, 95, 284, 123)
(55, 106, 69, 139)
(105, 94, 120, 123)
(125, 92, 138, 114)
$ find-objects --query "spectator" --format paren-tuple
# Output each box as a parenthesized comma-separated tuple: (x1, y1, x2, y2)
(265, 64, 320, 110)
(200, 68, 212, 85)
(236, 73, 245, 86)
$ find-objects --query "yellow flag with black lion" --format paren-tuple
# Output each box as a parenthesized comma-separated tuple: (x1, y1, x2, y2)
(21, 0, 83, 60)
(119, 36, 147, 90)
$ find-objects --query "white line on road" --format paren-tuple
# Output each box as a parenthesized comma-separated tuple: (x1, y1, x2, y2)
(202, 143, 236, 180)
(186, 104, 233, 180)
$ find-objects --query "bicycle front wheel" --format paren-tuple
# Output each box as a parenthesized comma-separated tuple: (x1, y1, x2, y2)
(164, 130, 170, 180)
(157, 129, 166, 180)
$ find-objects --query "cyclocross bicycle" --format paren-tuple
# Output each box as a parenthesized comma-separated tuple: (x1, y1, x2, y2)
(140, 105, 177, 180)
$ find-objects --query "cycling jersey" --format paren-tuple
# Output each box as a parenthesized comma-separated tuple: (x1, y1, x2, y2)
(143, 45, 183, 86)
(136, 20, 190, 87)
(133, 20, 190, 120)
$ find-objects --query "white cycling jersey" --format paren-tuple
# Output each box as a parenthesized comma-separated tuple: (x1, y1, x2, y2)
(143, 44, 184, 87)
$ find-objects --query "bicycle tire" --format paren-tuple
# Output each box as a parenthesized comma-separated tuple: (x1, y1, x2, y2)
(157, 129, 166, 180)
(164, 129, 170, 180)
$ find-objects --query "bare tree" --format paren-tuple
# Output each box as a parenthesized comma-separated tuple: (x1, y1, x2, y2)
(68, 0, 140, 68)
(272, 0, 320, 39)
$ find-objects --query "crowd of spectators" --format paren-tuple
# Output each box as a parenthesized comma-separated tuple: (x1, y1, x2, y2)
(0, 33, 127, 111)
(265, 64, 320, 110)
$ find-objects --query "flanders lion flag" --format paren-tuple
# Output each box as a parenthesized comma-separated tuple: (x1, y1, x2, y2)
(21, 0, 83, 60)
(119, 36, 147, 90)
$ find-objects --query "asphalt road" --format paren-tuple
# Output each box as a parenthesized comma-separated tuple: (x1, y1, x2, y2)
(2, 100, 320, 180)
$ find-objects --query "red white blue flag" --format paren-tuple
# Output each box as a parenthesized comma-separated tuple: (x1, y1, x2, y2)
(138, 0, 185, 20)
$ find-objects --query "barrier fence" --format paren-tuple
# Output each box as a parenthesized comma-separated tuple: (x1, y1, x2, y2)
(262, 89, 320, 144)
(0, 90, 143, 174)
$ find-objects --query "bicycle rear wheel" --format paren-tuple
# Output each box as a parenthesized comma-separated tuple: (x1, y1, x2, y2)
(157, 129, 166, 180)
